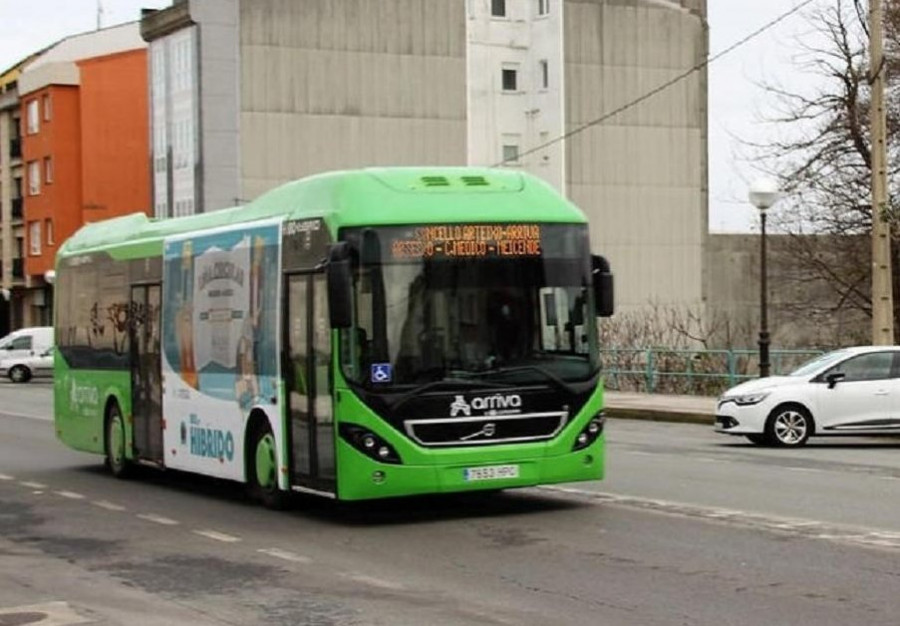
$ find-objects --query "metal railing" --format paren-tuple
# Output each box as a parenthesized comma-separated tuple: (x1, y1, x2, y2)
(601, 348, 825, 396)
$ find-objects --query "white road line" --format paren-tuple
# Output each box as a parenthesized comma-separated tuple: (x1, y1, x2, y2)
(137, 513, 179, 526)
(55, 490, 86, 500)
(193, 529, 241, 543)
(340, 572, 405, 590)
(786, 467, 824, 473)
(258, 548, 312, 563)
(20, 481, 47, 489)
(93, 500, 126, 512)
(540, 485, 900, 551)
(0, 473, 14, 481)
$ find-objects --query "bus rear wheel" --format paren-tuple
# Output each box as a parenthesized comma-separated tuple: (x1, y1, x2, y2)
(247, 421, 290, 510)
(105, 402, 131, 478)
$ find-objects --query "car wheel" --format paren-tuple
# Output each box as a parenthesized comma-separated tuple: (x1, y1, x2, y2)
(745, 433, 771, 446)
(9, 365, 31, 383)
(765, 404, 813, 447)
(105, 402, 132, 478)
(247, 420, 290, 510)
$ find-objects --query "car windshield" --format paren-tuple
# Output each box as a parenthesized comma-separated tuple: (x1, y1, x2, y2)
(339, 223, 599, 388)
(789, 349, 850, 377)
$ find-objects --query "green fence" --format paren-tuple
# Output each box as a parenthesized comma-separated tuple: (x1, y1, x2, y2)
(601, 348, 825, 396)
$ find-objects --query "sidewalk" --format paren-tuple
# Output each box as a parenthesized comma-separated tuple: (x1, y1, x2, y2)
(603, 391, 716, 425)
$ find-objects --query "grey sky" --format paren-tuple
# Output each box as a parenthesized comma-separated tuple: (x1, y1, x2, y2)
(0, 0, 827, 233)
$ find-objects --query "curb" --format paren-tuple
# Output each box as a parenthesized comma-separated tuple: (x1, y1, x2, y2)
(605, 407, 713, 425)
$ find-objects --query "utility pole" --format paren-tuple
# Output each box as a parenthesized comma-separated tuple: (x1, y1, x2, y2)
(870, 0, 894, 344)
(96, 0, 103, 30)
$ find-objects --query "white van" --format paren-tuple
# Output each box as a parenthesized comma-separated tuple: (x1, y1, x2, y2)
(0, 327, 54, 361)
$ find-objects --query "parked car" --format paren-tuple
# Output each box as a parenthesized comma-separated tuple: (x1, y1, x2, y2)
(715, 346, 900, 447)
(0, 326, 54, 361)
(0, 346, 55, 383)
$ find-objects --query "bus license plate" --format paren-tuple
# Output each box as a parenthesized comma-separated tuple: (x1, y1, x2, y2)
(464, 464, 519, 482)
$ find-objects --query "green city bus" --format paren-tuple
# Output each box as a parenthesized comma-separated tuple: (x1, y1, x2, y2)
(53, 167, 614, 506)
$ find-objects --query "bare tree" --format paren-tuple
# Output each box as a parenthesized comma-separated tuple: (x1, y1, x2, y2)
(751, 0, 900, 336)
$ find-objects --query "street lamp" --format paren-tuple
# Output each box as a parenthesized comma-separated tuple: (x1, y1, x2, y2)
(749, 178, 780, 378)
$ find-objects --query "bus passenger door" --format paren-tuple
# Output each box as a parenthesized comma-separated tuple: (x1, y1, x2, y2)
(130, 284, 163, 463)
(285, 273, 336, 495)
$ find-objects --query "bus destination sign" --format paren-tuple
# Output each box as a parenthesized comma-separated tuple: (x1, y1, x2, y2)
(390, 224, 542, 259)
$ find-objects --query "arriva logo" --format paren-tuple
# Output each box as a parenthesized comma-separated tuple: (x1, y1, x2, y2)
(70, 379, 99, 408)
(449, 394, 522, 416)
(450, 395, 471, 417)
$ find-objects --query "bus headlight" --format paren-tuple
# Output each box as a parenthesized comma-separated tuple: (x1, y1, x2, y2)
(572, 413, 605, 451)
(339, 424, 402, 464)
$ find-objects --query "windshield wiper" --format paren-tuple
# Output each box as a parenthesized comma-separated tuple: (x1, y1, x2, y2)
(387, 378, 507, 412)
(480, 364, 576, 395)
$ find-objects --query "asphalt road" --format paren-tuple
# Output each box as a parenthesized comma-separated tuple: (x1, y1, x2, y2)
(1, 383, 899, 625)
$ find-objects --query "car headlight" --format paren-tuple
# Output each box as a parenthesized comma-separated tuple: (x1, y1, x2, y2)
(733, 391, 770, 406)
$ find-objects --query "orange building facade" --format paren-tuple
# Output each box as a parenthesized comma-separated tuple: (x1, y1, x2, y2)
(17, 25, 150, 326)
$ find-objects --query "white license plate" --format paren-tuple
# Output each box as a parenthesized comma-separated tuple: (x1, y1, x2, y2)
(463, 464, 519, 482)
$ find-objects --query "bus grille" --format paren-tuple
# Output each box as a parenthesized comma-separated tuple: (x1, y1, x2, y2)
(403, 412, 567, 447)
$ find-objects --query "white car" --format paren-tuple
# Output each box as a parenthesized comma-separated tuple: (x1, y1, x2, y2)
(0, 346, 54, 383)
(715, 346, 900, 446)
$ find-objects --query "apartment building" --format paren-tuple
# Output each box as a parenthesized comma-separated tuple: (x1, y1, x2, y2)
(17, 23, 151, 325)
(0, 59, 34, 334)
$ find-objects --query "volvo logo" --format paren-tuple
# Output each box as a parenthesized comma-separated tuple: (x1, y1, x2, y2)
(460, 422, 497, 441)
(449, 394, 522, 417)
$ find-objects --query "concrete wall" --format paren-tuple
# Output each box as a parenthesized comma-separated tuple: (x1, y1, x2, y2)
(564, 0, 708, 313)
(706, 234, 870, 348)
(239, 0, 468, 202)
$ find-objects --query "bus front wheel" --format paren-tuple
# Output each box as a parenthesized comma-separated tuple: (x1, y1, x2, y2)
(105, 403, 131, 478)
(247, 421, 290, 510)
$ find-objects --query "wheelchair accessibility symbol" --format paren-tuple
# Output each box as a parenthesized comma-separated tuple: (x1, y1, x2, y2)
(370, 363, 393, 383)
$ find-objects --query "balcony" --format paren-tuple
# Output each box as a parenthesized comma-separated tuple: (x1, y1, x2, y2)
(9, 137, 21, 159)
(11, 198, 22, 220)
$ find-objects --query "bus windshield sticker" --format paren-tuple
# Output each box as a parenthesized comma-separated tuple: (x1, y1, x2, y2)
(370, 363, 393, 383)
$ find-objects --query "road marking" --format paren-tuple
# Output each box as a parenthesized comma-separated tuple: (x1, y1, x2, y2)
(786, 467, 824, 473)
(0, 600, 91, 625)
(92, 500, 126, 512)
(340, 572, 405, 590)
(0, 473, 14, 481)
(541, 486, 900, 551)
(55, 490, 85, 500)
(137, 513, 179, 526)
(258, 548, 312, 563)
(20, 481, 47, 489)
(193, 529, 241, 543)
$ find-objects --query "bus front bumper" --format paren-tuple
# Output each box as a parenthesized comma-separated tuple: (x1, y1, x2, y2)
(334, 438, 604, 501)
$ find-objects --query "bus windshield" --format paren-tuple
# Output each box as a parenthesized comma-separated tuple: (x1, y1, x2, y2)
(340, 223, 599, 389)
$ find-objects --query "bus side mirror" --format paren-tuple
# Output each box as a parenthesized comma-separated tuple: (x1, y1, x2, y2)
(327, 242, 353, 329)
(592, 254, 614, 318)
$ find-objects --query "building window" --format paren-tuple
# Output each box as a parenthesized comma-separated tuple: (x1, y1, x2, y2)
(491, 0, 506, 17)
(502, 144, 520, 164)
(27, 161, 40, 195)
(45, 219, 54, 245)
(26, 100, 39, 134)
(502, 68, 518, 92)
(42, 94, 51, 121)
(44, 157, 53, 183)
(538, 0, 550, 15)
(29, 221, 41, 256)
(539, 60, 549, 89)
